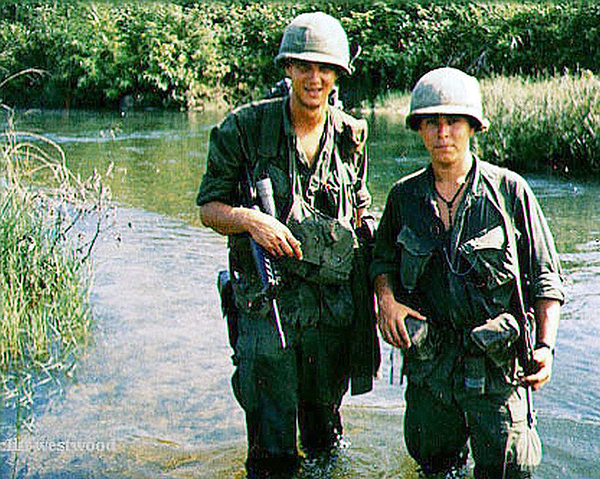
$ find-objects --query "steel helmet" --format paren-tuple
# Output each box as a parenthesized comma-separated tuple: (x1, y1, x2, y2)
(275, 12, 351, 74)
(406, 67, 489, 131)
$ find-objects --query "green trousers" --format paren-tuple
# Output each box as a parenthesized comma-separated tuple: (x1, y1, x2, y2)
(232, 313, 351, 474)
(404, 381, 540, 478)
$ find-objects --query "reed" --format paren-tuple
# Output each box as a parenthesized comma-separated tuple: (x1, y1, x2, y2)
(0, 104, 111, 434)
(481, 71, 600, 175)
(374, 71, 600, 176)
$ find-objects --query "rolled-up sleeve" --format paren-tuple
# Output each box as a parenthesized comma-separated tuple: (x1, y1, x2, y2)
(196, 113, 247, 207)
(514, 177, 565, 304)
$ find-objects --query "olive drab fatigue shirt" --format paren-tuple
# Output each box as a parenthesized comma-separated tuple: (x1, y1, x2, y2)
(371, 159, 564, 399)
(197, 96, 370, 328)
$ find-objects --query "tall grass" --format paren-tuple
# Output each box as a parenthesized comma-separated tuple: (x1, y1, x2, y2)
(0, 96, 111, 439)
(374, 72, 600, 176)
(481, 71, 600, 175)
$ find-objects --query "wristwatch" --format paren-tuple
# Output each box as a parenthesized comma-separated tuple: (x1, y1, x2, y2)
(535, 341, 555, 357)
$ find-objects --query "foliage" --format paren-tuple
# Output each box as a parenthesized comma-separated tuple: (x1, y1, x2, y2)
(2, 1, 600, 110)
(480, 71, 600, 175)
(3, 1, 600, 173)
(0, 1, 230, 109)
(0, 74, 112, 435)
(377, 71, 600, 176)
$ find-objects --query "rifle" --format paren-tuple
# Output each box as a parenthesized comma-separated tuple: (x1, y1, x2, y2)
(244, 169, 287, 349)
(514, 276, 537, 428)
(487, 188, 538, 429)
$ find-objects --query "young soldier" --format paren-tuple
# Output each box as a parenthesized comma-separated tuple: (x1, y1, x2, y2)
(371, 67, 564, 478)
(197, 12, 378, 478)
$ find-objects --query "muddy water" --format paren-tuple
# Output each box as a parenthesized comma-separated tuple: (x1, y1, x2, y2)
(1, 109, 599, 478)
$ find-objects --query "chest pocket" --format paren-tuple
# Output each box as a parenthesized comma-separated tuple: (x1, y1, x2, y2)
(458, 224, 514, 290)
(396, 226, 437, 292)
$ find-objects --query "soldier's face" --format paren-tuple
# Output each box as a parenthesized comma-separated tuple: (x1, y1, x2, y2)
(286, 60, 337, 110)
(418, 115, 475, 166)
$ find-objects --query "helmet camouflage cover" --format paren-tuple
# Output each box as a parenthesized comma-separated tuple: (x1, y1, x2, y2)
(275, 12, 351, 74)
(406, 67, 489, 131)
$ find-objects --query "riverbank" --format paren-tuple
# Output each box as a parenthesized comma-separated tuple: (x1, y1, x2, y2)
(2, 1, 599, 110)
(369, 71, 600, 176)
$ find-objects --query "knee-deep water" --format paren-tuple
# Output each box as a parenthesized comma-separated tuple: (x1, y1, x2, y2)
(1, 109, 598, 478)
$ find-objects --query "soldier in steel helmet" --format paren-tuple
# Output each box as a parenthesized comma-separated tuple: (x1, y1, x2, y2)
(371, 67, 564, 478)
(197, 12, 379, 478)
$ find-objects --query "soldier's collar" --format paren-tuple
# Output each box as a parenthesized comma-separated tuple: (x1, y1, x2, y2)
(467, 155, 485, 197)
(282, 98, 336, 135)
(422, 156, 481, 201)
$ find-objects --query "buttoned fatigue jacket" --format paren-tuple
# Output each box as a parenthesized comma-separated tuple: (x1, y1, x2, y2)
(197, 96, 378, 393)
(371, 158, 564, 402)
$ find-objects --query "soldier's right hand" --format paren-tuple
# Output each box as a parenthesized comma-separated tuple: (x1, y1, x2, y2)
(376, 294, 426, 350)
(246, 209, 303, 260)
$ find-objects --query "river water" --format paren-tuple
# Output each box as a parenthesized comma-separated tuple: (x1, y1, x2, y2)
(1, 109, 599, 478)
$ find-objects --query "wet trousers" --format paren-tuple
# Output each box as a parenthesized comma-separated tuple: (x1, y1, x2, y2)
(232, 314, 351, 476)
(404, 382, 539, 478)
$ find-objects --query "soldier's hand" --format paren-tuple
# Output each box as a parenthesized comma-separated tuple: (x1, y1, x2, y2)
(522, 346, 554, 391)
(247, 209, 303, 260)
(376, 294, 426, 350)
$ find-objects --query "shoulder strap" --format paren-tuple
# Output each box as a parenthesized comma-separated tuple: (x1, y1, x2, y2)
(483, 164, 537, 427)
(330, 106, 368, 154)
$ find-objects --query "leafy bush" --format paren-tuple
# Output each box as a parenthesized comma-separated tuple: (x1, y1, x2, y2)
(3, 1, 600, 110)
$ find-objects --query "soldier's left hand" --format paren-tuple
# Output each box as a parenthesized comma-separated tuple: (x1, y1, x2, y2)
(522, 347, 554, 391)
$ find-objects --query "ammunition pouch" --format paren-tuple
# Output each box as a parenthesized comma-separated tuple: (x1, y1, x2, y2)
(217, 270, 239, 349)
(395, 226, 436, 292)
(282, 200, 356, 285)
(470, 312, 520, 370)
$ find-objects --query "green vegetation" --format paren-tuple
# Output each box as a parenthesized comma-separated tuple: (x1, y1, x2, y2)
(0, 72, 111, 435)
(1, 1, 600, 109)
(376, 71, 600, 175)
(481, 72, 600, 174)
(2, 1, 600, 175)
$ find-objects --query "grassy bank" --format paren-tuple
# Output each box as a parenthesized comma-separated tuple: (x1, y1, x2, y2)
(0, 102, 111, 433)
(373, 71, 600, 176)
(481, 72, 600, 175)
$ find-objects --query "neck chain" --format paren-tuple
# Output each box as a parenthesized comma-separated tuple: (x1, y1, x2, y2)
(434, 180, 467, 227)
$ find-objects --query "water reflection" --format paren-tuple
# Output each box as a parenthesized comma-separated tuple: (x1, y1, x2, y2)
(10, 109, 222, 225)
(2, 109, 599, 478)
